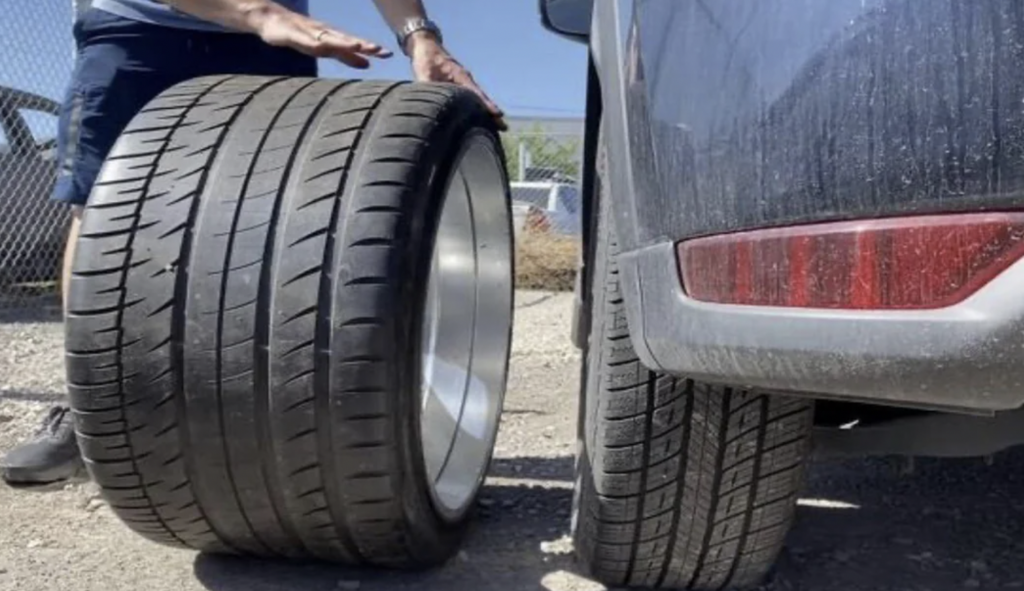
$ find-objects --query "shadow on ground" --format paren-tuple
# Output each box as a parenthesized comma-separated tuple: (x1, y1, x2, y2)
(765, 447, 1024, 591)
(488, 455, 573, 483)
(193, 457, 580, 591)
(192, 449, 1024, 591)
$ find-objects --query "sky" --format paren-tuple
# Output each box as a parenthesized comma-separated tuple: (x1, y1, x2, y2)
(0, 0, 589, 130)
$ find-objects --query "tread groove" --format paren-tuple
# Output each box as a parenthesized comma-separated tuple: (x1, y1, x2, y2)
(723, 404, 810, 448)
(657, 379, 693, 586)
(623, 370, 657, 584)
(89, 76, 236, 550)
(687, 393, 733, 589)
(169, 75, 286, 553)
(225, 79, 343, 557)
(721, 396, 769, 590)
(282, 265, 323, 287)
(313, 82, 407, 565)
(720, 434, 809, 475)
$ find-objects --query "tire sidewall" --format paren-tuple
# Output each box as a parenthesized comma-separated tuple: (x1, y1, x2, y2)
(572, 134, 609, 549)
(390, 90, 511, 564)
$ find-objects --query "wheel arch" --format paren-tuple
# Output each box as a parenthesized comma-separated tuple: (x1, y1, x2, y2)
(571, 54, 604, 349)
(572, 0, 642, 349)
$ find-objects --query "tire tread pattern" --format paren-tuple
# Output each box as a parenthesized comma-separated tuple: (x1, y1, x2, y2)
(573, 156, 814, 591)
(68, 76, 501, 567)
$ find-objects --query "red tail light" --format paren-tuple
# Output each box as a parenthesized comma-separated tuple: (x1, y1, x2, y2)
(678, 213, 1024, 310)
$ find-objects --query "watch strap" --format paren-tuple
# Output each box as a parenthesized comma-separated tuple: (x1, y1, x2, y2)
(397, 17, 442, 54)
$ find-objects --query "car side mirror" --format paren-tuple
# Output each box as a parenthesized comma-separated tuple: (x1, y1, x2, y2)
(539, 0, 593, 41)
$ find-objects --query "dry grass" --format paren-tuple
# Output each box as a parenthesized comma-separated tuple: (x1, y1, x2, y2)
(515, 230, 580, 292)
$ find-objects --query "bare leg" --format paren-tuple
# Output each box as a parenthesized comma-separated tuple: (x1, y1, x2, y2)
(62, 206, 84, 313)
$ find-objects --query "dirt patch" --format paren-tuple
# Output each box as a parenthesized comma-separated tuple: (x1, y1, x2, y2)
(515, 232, 579, 292)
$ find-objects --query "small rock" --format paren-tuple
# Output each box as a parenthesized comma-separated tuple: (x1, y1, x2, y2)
(26, 540, 43, 549)
(969, 559, 989, 574)
(477, 497, 495, 508)
(501, 498, 518, 508)
(540, 536, 573, 555)
(1006, 582, 1023, 588)
(964, 578, 981, 589)
(458, 550, 469, 562)
(0, 567, 7, 575)
(335, 580, 360, 590)
(85, 498, 105, 513)
(832, 550, 853, 563)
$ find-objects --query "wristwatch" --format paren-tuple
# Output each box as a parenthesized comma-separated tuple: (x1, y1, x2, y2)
(397, 17, 443, 55)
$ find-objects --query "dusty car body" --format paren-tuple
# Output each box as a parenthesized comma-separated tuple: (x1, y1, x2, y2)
(556, 0, 1024, 413)
(541, 1, 1024, 589)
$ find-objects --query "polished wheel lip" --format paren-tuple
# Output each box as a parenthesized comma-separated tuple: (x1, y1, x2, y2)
(419, 131, 513, 523)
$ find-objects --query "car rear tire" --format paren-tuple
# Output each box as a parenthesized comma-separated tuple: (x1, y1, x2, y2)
(573, 149, 815, 590)
(65, 75, 513, 568)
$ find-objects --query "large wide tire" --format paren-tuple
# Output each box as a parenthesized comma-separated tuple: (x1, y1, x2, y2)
(66, 76, 513, 568)
(572, 152, 815, 589)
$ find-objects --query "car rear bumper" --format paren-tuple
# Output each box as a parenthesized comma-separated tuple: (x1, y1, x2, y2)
(617, 242, 1024, 413)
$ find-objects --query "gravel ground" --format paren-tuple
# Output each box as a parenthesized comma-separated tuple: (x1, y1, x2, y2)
(1, 290, 1023, 591)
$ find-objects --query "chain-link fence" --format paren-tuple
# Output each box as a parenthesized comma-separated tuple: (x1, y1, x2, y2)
(0, 0, 75, 315)
(0, 4, 584, 316)
(502, 130, 584, 291)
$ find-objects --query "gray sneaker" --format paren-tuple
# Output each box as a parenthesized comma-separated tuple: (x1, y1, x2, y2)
(1, 406, 84, 485)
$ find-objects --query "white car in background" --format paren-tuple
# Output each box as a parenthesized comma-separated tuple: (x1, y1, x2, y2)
(510, 181, 581, 237)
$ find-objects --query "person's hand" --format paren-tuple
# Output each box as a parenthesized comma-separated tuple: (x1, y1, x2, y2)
(406, 32, 507, 131)
(251, 5, 393, 69)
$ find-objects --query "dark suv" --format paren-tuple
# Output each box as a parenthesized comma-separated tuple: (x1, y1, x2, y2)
(541, 1, 1024, 589)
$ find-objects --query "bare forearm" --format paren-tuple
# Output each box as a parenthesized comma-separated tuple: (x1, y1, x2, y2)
(371, 0, 429, 33)
(157, 0, 281, 34)
(371, 0, 441, 54)
(370, 0, 502, 121)
(155, 0, 500, 122)
(160, 0, 393, 68)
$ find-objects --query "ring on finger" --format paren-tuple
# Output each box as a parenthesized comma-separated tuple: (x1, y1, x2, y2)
(315, 29, 329, 42)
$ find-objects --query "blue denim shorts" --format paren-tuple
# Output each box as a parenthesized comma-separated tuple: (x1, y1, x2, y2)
(53, 9, 317, 205)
